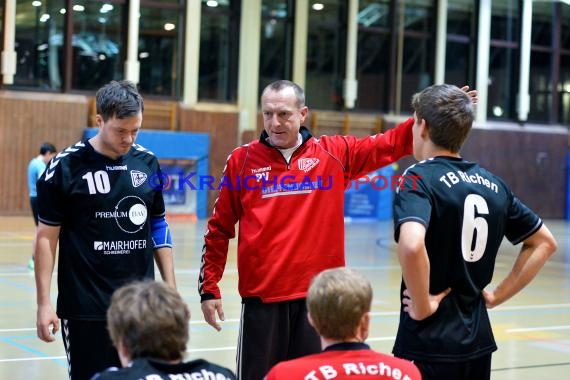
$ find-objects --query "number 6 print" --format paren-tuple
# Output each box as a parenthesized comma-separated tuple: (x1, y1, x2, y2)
(461, 194, 489, 262)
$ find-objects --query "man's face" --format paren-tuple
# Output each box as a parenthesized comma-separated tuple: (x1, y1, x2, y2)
(96, 113, 142, 159)
(261, 87, 308, 149)
(44, 152, 57, 164)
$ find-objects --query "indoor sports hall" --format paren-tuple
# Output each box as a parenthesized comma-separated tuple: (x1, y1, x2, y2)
(0, 214, 568, 379)
(1, 1, 569, 379)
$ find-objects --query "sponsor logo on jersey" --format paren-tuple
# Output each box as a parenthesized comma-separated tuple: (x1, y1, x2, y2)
(298, 158, 319, 172)
(106, 165, 127, 171)
(131, 170, 147, 187)
(93, 239, 147, 255)
(95, 211, 128, 218)
(114, 196, 148, 233)
(251, 166, 272, 174)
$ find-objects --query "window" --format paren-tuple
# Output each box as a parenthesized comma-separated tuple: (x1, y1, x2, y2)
(138, 1, 184, 97)
(398, 0, 435, 112)
(445, 0, 476, 87)
(306, 0, 346, 110)
(14, 0, 66, 90)
(199, 0, 239, 102)
(528, 2, 553, 123)
(70, 1, 125, 91)
(560, 4, 570, 125)
(488, 0, 519, 121)
(356, 0, 391, 111)
(259, 0, 293, 93)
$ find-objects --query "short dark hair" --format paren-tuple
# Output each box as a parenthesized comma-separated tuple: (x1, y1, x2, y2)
(39, 142, 56, 155)
(96, 80, 144, 122)
(261, 80, 306, 108)
(411, 84, 474, 153)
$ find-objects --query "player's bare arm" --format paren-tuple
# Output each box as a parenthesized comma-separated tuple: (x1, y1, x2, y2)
(35, 223, 60, 342)
(483, 225, 556, 309)
(154, 247, 176, 288)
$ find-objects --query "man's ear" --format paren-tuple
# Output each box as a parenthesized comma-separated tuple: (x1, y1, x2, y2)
(419, 119, 429, 139)
(359, 312, 370, 341)
(307, 312, 315, 328)
(95, 114, 104, 128)
(299, 106, 309, 124)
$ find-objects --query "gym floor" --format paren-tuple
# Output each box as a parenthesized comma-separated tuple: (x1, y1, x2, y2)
(0, 216, 569, 379)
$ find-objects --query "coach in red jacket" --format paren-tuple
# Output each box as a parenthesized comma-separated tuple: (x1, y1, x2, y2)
(199, 79, 414, 380)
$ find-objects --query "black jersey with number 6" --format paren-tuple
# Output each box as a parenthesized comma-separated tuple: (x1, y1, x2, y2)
(37, 140, 167, 321)
(392, 156, 542, 362)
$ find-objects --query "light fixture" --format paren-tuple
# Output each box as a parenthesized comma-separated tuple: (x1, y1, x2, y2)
(100, 4, 114, 14)
(492, 106, 504, 117)
(312, 3, 324, 11)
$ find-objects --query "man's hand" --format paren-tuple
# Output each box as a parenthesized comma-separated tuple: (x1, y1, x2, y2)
(201, 299, 225, 331)
(461, 85, 478, 104)
(36, 303, 59, 342)
(482, 289, 498, 309)
(402, 287, 451, 321)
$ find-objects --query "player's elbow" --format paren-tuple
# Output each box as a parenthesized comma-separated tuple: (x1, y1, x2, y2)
(538, 225, 558, 259)
(398, 238, 424, 259)
(543, 234, 558, 258)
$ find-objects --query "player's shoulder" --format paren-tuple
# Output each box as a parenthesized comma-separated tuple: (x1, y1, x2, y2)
(42, 141, 87, 181)
(89, 366, 124, 379)
(128, 144, 160, 167)
(131, 143, 157, 159)
(185, 358, 236, 378)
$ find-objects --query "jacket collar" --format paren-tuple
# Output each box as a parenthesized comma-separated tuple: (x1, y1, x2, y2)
(259, 126, 313, 147)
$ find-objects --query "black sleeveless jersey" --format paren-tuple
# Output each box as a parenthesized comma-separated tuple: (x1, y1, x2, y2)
(392, 156, 542, 362)
(92, 358, 236, 380)
(37, 140, 167, 320)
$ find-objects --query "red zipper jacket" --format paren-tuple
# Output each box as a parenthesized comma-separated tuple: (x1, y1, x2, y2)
(199, 118, 413, 302)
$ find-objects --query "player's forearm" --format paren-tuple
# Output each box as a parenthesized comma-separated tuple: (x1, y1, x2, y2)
(34, 245, 56, 305)
(491, 240, 555, 306)
(154, 247, 176, 288)
(399, 244, 432, 317)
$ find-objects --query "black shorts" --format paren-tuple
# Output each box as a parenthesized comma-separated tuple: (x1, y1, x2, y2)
(412, 354, 492, 380)
(236, 297, 321, 380)
(61, 319, 121, 380)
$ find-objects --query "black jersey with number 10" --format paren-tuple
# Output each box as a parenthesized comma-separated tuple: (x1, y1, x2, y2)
(392, 156, 542, 362)
(37, 141, 167, 321)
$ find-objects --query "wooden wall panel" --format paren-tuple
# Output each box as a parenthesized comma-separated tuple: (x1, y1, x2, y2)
(1, 95, 567, 220)
(385, 119, 568, 219)
(461, 128, 566, 219)
(0, 91, 89, 216)
(178, 106, 240, 213)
